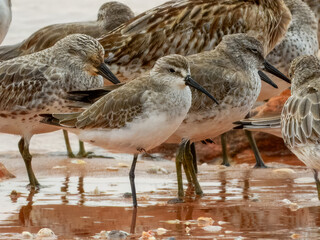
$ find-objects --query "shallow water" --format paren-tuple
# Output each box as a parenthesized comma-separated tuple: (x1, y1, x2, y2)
(1, 163, 320, 239)
(1, 1, 320, 240)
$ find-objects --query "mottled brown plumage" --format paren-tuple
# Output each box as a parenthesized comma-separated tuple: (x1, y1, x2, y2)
(303, 0, 320, 47)
(259, 0, 319, 101)
(281, 55, 320, 199)
(99, 0, 291, 81)
(0, 1, 134, 60)
(0, 34, 118, 187)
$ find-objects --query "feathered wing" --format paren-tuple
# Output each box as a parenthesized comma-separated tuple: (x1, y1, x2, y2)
(0, 58, 67, 111)
(0, 22, 100, 61)
(45, 80, 148, 130)
(100, 0, 291, 75)
(281, 88, 320, 148)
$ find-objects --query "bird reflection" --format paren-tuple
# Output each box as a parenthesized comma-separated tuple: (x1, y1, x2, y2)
(19, 188, 38, 226)
(242, 170, 251, 200)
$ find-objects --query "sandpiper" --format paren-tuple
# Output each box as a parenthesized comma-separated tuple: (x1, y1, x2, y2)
(41, 54, 218, 207)
(0, 0, 11, 44)
(0, 1, 134, 60)
(164, 34, 290, 199)
(0, 34, 120, 187)
(280, 55, 320, 199)
(100, 0, 291, 81)
(0, 1, 134, 158)
(74, 34, 290, 200)
(97, 0, 292, 197)
(223, 0, 319, 168)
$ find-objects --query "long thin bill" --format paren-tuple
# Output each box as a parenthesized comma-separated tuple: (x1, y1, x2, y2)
(185, 76, 219, 105)
(258, 70, 278, 88)
(97, 63, 121, 84)
(264, 61, 291, 83)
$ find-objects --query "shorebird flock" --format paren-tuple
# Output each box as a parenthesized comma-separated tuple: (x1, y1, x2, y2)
(0, 0, 320, 207)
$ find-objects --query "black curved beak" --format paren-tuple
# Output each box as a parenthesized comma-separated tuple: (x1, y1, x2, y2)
(185, 75, 219, 105)
(258, 70, 278, 89)
(97, 63, 120, 84)
(263, 60, 291, 84)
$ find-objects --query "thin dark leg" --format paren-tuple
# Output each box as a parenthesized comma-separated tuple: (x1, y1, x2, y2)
(183, 139, 203, 196)
(76, 140, 94, 158)
(63, 130, 75, 158)
(18, 138, 40, 187)
(313, 169, 320, 200)
(190, 142, 198, 174)
(129, 154, 139, 208)
(244, 130, 268, 168)
(221, 133, 230, 167)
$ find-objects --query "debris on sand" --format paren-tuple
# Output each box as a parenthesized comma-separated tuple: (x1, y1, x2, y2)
(281, 199, 300, 211)
(139, 231, 156, 240)
(22, 231, 33, 239)
(70, 159, 87, 165)
(197, 217, 214, 227)
(272, 168, 296, 177)
(118, 163, 129, 168)
(147, 167, 169, 174)
(156, 228, 168, 235)
(36, 228, 56, 239)
(106, 167, 119, 172)
(202, 226, 222, 232)
(290, 233, 301, 239)
(102, 230, 129, 240)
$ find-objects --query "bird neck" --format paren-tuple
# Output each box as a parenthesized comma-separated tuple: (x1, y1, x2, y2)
(285, 0, 318, 30)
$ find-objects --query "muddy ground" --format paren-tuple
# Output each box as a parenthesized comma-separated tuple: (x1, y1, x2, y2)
(0, 131, 319, 240)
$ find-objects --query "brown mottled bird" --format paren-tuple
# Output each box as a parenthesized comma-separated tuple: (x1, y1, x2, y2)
(225, 0, 318, 168)
(0, 34, 120, 187)
(41, 54, 218, 207)
(100, 0, 291, 81)
(94, 0, 292, 198)
(281, 56, 320, 199)
(0, 1, 134, 60)
(70, 34, 290, 201)
(0, 1, 134, 158)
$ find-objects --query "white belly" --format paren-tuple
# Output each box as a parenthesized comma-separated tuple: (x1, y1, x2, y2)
(167, 104, 249, 143)
(0, 0, 11, 43)
(77, 110, 187, 154)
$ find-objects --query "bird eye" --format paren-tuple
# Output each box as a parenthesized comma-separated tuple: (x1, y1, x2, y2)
(169, 68, 176, 73)
(250, 48, 259, 54)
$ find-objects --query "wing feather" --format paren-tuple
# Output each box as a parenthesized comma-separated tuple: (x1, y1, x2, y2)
(281, 89, 320, 147)
(100, 0, 291, 79)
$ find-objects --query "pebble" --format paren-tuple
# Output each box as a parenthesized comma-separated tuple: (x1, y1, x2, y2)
(156, 228, 167, 235)
(36, 228, 56, 239)
(202, 226, 222, 232)
(22, 231, 33, 239)
(107, 230, 129, 240)
(70, 159, 87, 165)
(197, 217, 214, 227)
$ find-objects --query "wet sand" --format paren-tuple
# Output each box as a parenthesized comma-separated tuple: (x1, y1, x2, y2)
(0, 132, 320, 239)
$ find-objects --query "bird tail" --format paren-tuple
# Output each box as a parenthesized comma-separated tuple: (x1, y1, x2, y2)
(234, 116, 282, 138)
(66, 84, 124, 105)
(40, 112, 81, 128)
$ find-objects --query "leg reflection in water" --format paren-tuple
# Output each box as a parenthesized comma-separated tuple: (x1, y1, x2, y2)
(19, 188, 38, 226)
